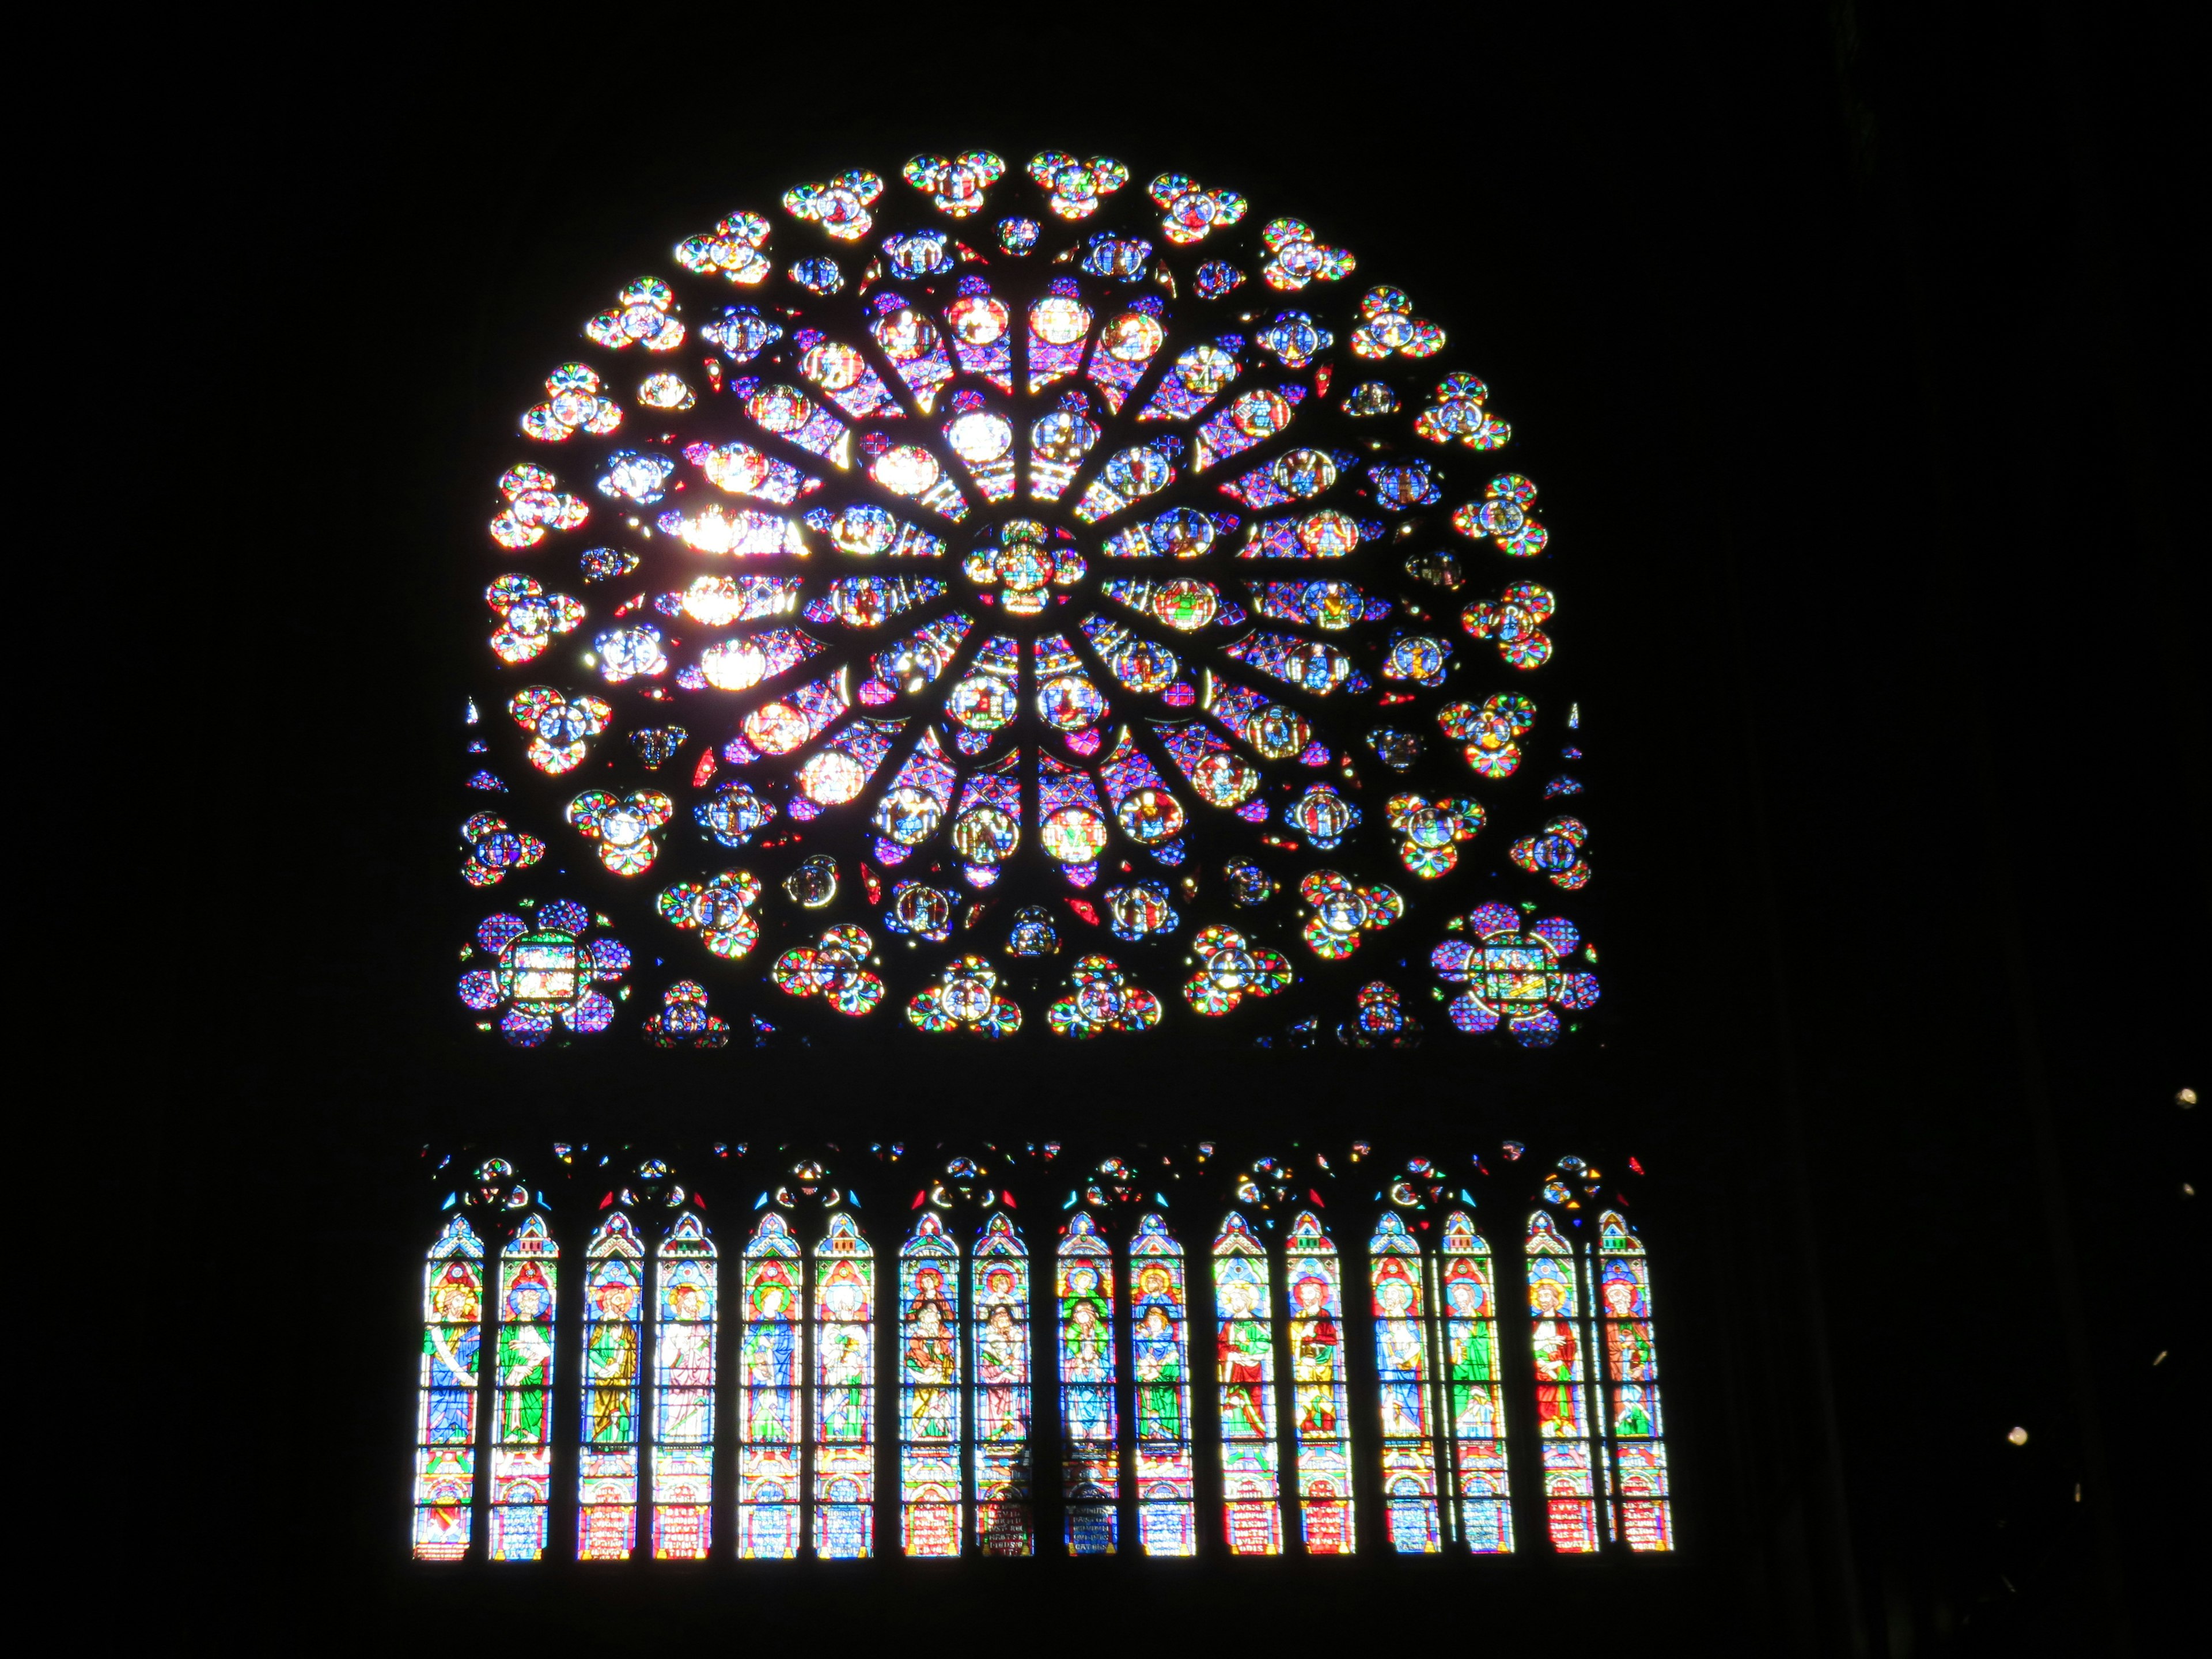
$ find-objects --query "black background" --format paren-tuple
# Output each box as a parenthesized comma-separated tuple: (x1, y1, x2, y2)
(149, 2, 2199, 1652)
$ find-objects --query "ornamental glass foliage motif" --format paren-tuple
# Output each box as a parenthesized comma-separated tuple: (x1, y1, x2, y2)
(454, 151, 1599, 1048)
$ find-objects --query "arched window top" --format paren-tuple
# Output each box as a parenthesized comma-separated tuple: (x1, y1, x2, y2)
(1370, 1210, 1417, 1253)
(1527, 1210, 1573, 1253)
(1215, 1211, 1265, 1254)
(1441, 1209, 1490, 1255)
(587, 1209, 643, 1259)
(454, 151, 1600, 1054)
(1597, 1210, 1644, 1254)
(428, 1213, 484, 1264)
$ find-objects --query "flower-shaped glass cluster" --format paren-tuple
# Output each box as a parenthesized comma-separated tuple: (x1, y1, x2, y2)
(908, 955, 1022, 1036)
(458, 899, 629, 1047)
(509, 687, 610, 775)
(676, 212, 772, 283)
(903, 151, 1005, 217)
(488, 465, 588, 550)
(1509, 816, 1592, 889)
(1452, 474, 1547, 556)
(782, 172, 884, 241)
(484, 575, 584, 665)
(460, 813, 544, 888)
(1413, 372, 1509, 449)
(1184, 926, 1291, 1015)
(1028, 152, 1130, 219)
(1431, 903, 1600, 1047)
(1384, 794, 1486, 877)
(1461, 582, 1555, 669)
(1047, 956, 1162, 1037)
(585, 278, 685, 351)
(566, 788, 673, 875)
(522, 364, 623, 442)
(1297, 870, 1404, 959)
(657, 869, 764, 957)
(1260, 219, 1354, 290)
(1439, 694, 1537, 780)
(642, 980, 730, 1049)
(1149, 173, 1249, 244)
(1351, 286, 1444, 359)
(1340, 981, 1420, 1048)
(772, 924, 884, 1015)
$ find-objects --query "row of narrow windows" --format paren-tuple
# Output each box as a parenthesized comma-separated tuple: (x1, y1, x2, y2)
(415, 1205, 1668, 1561)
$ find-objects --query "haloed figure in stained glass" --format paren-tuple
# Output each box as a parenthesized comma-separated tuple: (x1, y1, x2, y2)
(426, 1263, 484, 1440)
(906, 1268, 958, 1435)
(1372, 1264, 1425, 1438)
(1062, 1265, 1114, 1439)
(498, 1265, 555, 1441)
(1134, 1265, 1184, 1437)
(589, 1272, 641, 1441)
(745, 1280, 800, 1438)
(1218, 1277, 1272, 1435)
(1291, 1274, 1342, 1434)
(1529, 1274, 1581, 1437)
(1446, 1272, 1500, 1437)
(977, 1268, 1026, 1439)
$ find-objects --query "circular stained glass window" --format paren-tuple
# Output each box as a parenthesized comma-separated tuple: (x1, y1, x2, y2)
(459, 152, 1596, 1046)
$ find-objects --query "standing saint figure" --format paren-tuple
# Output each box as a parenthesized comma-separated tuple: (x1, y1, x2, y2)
(1529, 1275, 1581, 1437)
(1372, 1270, 1426, 1437)
(1217, 1276, 1272, 1436)
(744, 1278, 799, 1441)
(658, 1275, 716, 1444)
(1133, 1304, 1183, 1440)
(1290, 1274, 1340, 1434)
(1061, 1264, 1113, 1439)
(817, 1262, 872, 1441)
(904, 1267, 957, 1438)
(585, 1268, 640, 1445)
(1445, 1272, 1499, 1438)
(497, 1264, 554, 1443)
(977, 1301, 1027, 1441)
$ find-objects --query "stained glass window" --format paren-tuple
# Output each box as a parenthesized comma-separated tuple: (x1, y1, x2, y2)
(899, 1210, 962, 1555)
(1525, 1209, 1601, 1552)
(1285, 1211, 1354, 1552)
(454, 152, 1599, 1053)
(972, 1210, 1034, 1554)
(813, 1211, 877, 1558)
(653, 1213, 718, 1558)
(1597, 1210, 1672, 1551)
(738, 1213, 803, 1557)
(1130, 1212, 1195, 1555)
(1368, 1211, 1440, 1553)
(1440, 1211, 1513, 1552)
(1213, 1211, 1282, 1554)
(1058, 1211, 1118, 1554)
(413, 1215, 484, 1560)
(579, 1211, 644, 1559)
(490, 1214, 558, 1559)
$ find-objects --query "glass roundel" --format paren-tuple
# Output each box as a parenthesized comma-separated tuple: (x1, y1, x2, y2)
(459, 152, 1596, 1044)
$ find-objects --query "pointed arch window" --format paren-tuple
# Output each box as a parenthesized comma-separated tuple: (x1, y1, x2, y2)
(1440, 1211, 1513, 1552)
(813, 1211, 876, 1558)
(1525, 1210, 1600, 1551)
(899, 1210, 961, 1555)
(1057, 1211, 1118, 1554)
(1368, 1211, 1440, 1553)
(412, 1215, 484, 1560)
(1597, 1210, 1672, 1551)
(653, 1213, 718, 1558)
(578, 1211, 644, 1559)
(737, 1213, 802, 1558)
(972, 1210, 1034, 1555)
(1212, 1211, 1282, 1555)
(1285, 1211, 1353, 1553)
(490, 1213, 558, 1559)
(1130, 1212, 1194, 1556)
